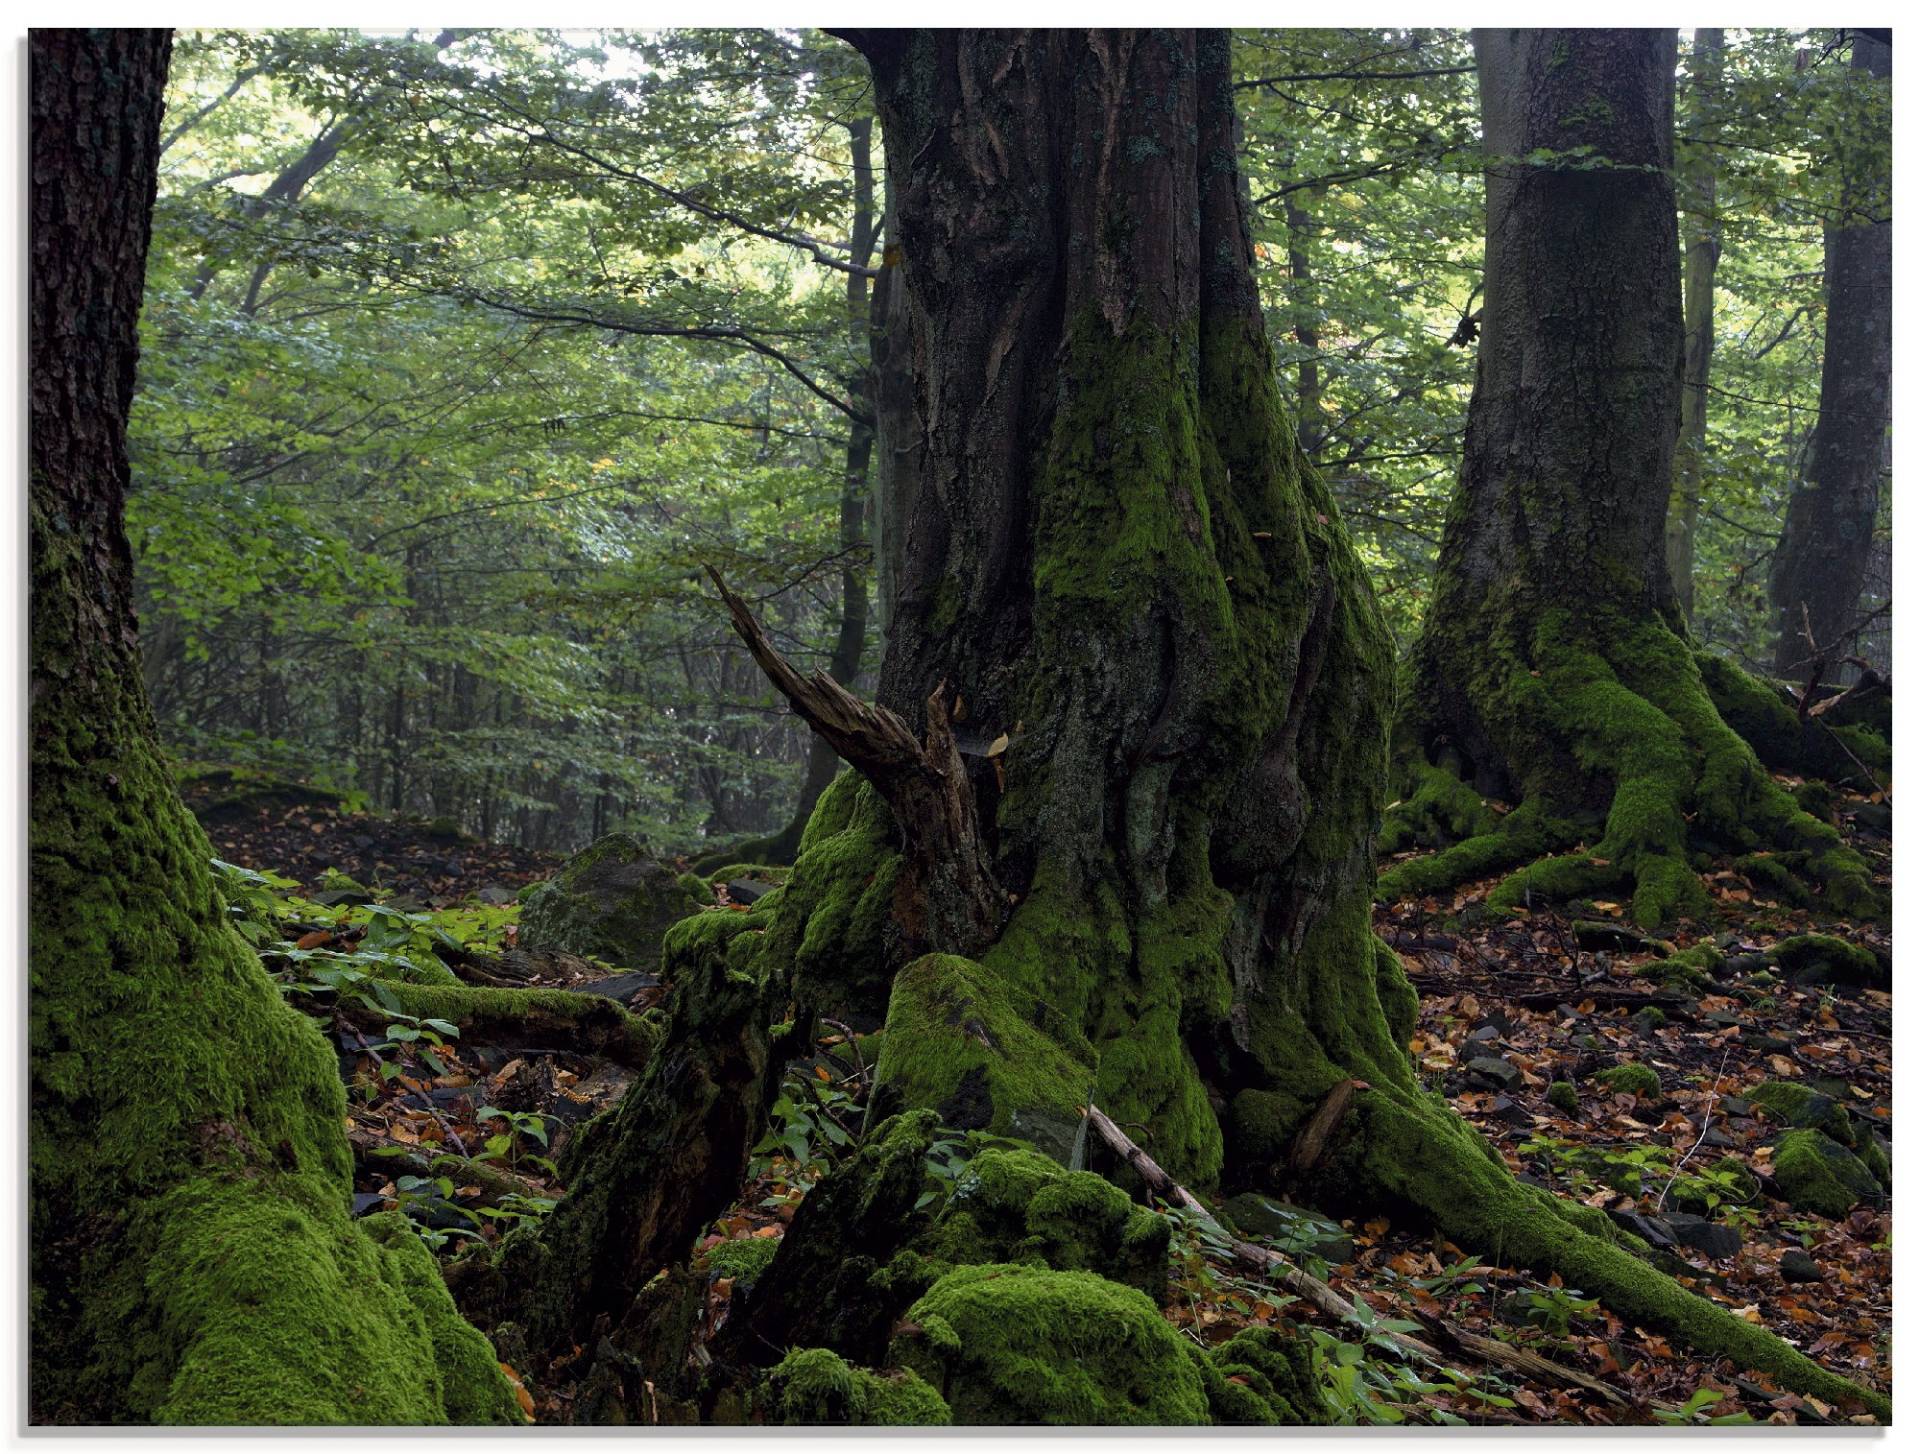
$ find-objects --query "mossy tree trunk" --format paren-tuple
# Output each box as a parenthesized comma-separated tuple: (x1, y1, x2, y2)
(30, 29, 516, 1425)
(1769, 32, 1891, 680)
(1387, 28, 1880, 930)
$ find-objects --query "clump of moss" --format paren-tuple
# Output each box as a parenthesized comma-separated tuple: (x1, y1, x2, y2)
(1547, 1081, 1579, 1114)
(927, 1147, 1170, 1302)
(765, 1348, 949, 1426)
(1748, 1081, 1855, 1147)
(1196, 1326, 1329, 1424)
(703, 1237, 781, 1284)
(1652, 942, 1722, 990)
(890, 1264, 1213, 1424)
(872, 954, 1095, 1166)
(1771, 1130, 1882, 1218)
(1594, 1062, 1661, 1099)
(1377, 757, 1497, 856)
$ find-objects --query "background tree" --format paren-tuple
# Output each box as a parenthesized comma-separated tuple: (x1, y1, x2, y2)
(29, 27, 517, 1425)
(1382, 28, 1881, 929)
(1664, 27, 1724, 623)
(1770, 32, 1892, 679)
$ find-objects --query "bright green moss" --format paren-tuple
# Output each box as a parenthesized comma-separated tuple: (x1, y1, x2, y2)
(1201, 1326, 1329, 1425)
(925, 1147, 1170, 1302)
(31, 686, 519, 1423)
(702, 1237, 781, 1283)
(1595, 1063, 1661, 1099)
(891, 1264, 1212, 1425)
(1371, 937, 1419, 1050)
(1772, 1130, 1881, 1219)
(873, 954, 1096, 1166)
(766, 1348, 950, 1426)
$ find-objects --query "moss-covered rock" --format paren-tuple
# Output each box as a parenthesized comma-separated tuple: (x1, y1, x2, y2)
(1771, 1130, 1882, 1218)
(890, 1264, 1214, 1424)
(1595, 1062, 1661, 1099)
(1547, 1081, 1579, 1114)
(1749, 1081, 1855, 1147)
(1767, 934, 1886, 990)
(765, 1348, 949, 1425)
(517, 833, 705, 970)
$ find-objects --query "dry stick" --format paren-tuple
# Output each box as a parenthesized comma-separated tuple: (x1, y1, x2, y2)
(1080, 1105, 1627, 1406)
(1654, 1049, 1734, 1215)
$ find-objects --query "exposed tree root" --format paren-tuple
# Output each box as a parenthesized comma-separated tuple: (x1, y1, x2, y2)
(1382, 614, 1884, 928)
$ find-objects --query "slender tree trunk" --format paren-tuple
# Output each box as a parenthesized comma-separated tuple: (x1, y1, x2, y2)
(1770, 33, 1891, 678)
(29, 28, 516, 1425)
(1393, 28, 1878, 925)
(1284, 188, 1324, 460)
(1664, 27, 1723, 623)
(748, 115, 882, 865)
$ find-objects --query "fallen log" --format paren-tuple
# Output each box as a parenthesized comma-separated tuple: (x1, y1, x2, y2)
(339, 981, 660, 1069)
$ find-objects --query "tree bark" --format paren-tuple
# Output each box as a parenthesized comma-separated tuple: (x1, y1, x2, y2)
(1664, 27, 1724, 624)
(1770, 33, 1891, 679)
(1391, 28, 1879, 931)
(29, 28, 517, 1425)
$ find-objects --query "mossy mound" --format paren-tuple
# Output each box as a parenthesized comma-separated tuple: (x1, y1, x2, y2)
(1595, 1063, 1661, 1099)
(1749, 1081, 1855, 1147)
(890, 1263, 1213, 1425)
(927, 1147, 1171, 1302)
(517, 833, 705, 970)
(1547, 1081, 1579, 1114)
(1771, 1131, 1882, 1218)
(1378, 757, 1497, 856)
(1199, 1326, 1329, 1424)
(1767, 935, 1886, 990)
(765, 1348, 950, 1426)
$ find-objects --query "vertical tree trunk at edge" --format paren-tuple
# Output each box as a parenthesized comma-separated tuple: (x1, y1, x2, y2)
(29, 28, 517, 1425)
(1770, 33, 1891, 678)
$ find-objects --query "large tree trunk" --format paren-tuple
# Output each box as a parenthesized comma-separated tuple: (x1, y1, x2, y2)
(29, 29, 517, 1425)
(504, 27, 1885, 1422)
(1664, 27, 1724, 623)
(1388, 28, 1879, 933)
(1770, 32, 1891, 679)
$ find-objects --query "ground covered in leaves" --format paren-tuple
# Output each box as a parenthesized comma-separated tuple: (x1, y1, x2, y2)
(195, 769, 1891, 1426)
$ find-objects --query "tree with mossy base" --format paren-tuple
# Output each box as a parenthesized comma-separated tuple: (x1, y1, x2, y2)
(28, 30, 518, 1425)
(476, 28, 1886, 1423)
(1381, 29, 1882, 931)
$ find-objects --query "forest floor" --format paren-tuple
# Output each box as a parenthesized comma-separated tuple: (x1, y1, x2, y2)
(196, 774, 1892, 1427)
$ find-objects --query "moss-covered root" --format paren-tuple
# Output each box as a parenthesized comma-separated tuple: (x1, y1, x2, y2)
(1385, 611, 1884, 929)
(1349, 1092, 1889, 1421)
(1377, 757, 1497, 857)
